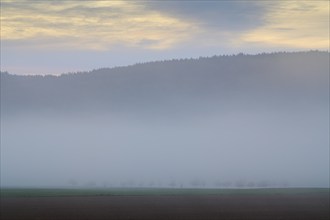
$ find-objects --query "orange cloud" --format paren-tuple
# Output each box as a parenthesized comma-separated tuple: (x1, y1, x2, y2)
(240, 1, 329, 49)
(1, 1, 197, 50)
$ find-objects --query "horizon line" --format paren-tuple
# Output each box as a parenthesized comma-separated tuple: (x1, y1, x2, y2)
(1, 50, 328, 77)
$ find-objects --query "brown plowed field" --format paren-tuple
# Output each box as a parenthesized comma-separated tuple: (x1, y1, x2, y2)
(1, 193, 329, 220)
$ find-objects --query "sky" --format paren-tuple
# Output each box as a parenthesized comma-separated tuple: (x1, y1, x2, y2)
(1, 0, 329, 75)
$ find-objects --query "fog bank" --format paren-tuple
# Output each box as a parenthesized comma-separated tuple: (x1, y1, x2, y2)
(1, 51, 329, 188)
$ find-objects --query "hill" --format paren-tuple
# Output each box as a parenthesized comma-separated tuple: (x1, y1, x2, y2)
(1, 51, 328, 118)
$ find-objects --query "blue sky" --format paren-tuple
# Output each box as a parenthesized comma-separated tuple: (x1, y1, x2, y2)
(1, 0, 329, 75)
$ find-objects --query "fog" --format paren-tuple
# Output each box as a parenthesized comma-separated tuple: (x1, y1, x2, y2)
(1, 52, 329, 188)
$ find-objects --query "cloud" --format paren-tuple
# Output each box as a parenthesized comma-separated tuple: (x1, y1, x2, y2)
(1, 1, 197, 50)
(240, 1, 329, 49)
(2, 1, 327, 52)
(145, 1, 266, 31)
(142, 1, 329, 51)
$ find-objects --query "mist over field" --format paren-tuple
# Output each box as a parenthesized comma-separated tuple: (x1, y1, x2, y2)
(0, 51, 329, 188)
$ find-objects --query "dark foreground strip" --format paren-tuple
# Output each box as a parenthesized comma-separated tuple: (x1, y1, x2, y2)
(1, 190, 329, 220)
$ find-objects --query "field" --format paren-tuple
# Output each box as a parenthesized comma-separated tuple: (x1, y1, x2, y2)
(1, 188, 329, 219)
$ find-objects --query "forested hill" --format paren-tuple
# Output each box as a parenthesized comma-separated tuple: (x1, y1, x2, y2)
(1, 51, 329, 118)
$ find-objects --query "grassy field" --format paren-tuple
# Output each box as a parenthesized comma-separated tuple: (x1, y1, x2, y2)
(1, 187, 329, 220)
(1, 187, 328, 197)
